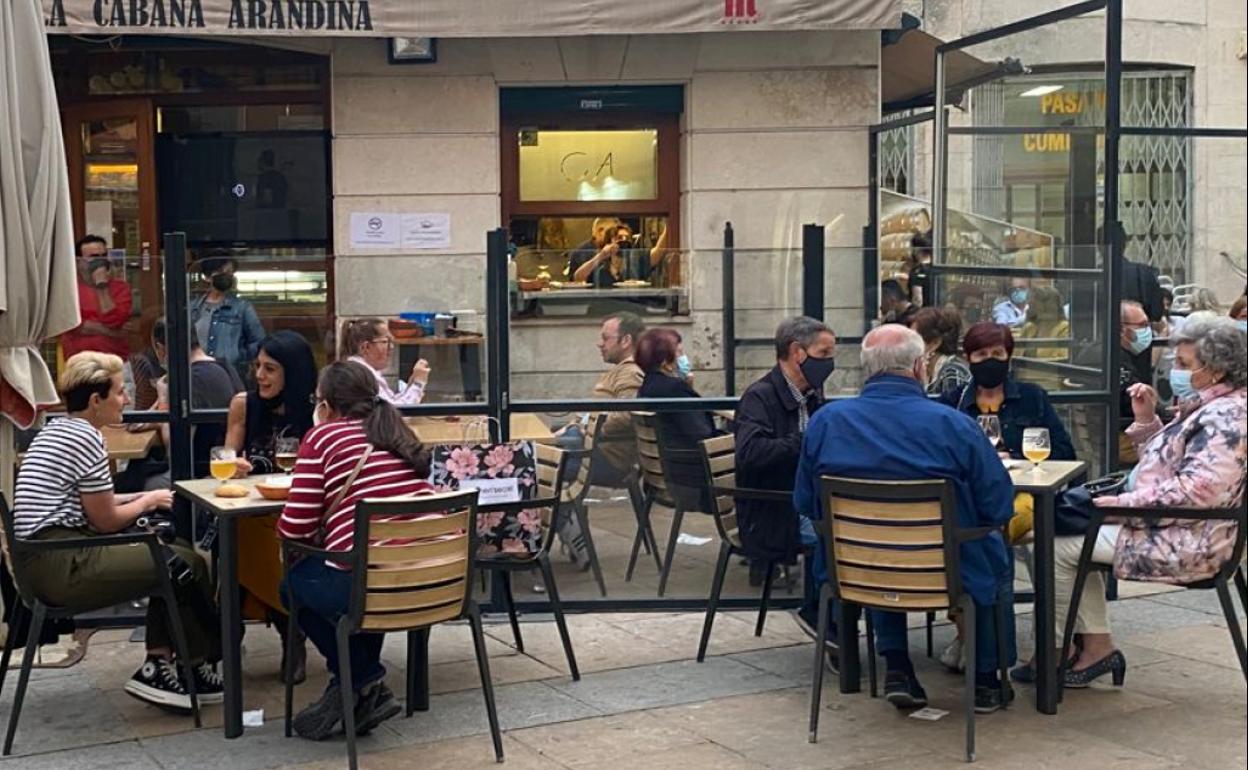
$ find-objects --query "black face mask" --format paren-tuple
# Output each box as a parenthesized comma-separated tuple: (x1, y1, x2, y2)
(799, 354, 836, 390)
(970, 358, 1010, 389)
(211, 273, 235, 292)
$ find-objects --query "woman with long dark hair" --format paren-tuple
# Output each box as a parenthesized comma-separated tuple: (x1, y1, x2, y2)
(278, 361, 434, 740)
(223, 330, 317, 683)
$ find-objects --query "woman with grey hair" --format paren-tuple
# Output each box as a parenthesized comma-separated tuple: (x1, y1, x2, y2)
(1039, 316, 1247, 689)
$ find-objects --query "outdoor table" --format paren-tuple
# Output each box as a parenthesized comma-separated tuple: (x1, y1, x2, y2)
(174, 476, 283, 739)
(831, 459, 1086, 716)
(406, 413, 554, 445)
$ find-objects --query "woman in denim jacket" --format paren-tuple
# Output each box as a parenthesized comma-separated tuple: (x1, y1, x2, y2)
(189, 255, 266, 374)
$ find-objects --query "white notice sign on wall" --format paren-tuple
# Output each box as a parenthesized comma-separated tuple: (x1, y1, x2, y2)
(349, 212, 400, 248)
(401, 213, 451, 250)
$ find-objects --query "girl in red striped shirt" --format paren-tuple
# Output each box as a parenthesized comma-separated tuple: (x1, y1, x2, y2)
(278, 361, 433, 741)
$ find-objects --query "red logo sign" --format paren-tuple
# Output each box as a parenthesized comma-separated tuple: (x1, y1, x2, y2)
(722, 0, 758, 23)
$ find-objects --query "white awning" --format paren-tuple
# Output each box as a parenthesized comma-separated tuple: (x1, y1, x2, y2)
(44, 0, 904, 37)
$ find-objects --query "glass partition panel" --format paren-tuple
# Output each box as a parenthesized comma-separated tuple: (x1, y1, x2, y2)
(1161, 136, 1246, 302)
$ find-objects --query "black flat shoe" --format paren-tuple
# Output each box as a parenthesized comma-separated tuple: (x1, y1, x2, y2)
(883, 671, 928, 710)
(1063, 650, 1126, 689)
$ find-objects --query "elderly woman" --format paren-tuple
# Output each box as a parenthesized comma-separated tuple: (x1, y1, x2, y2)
(1050, 316, 1247, 688)
(910, 306, 970, 395)
(338, 317, 431, 405)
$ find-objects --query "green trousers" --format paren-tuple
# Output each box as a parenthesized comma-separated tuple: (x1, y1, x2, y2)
(14, 528, 221, 663)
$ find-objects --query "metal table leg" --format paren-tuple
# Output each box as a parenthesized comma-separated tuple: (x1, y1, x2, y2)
(218, 516, 244, 738)
(837, 601, 861, 694)
(1032, 491, 1058, 714)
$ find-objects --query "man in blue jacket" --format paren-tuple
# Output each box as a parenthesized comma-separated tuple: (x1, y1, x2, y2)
(794, 325, 1017, 712)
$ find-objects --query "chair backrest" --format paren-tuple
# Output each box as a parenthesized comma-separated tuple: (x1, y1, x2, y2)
(819, 476, 960, 612)
(698, 435, 742, 548)
(532, 442, 588, 554)
(347, 489, 480, 633)
(0, 493, 26, 595)
(630, 412, 676, 506)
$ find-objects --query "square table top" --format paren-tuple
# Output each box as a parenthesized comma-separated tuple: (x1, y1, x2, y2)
(405, 413, 554, 445)
(99, 424, 158, 461)
(1008, 460, 1088, 494)
(174, 477, 285, 517)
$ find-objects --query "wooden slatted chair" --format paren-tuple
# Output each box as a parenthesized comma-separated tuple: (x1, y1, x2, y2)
(695, 434, 793, 661)
(475, 442, 582, 681)
(280, 490, 501, 770)
(626, 412, 677, 585)
(560, 413, 610, 597)
(808, 477, 1010, 763)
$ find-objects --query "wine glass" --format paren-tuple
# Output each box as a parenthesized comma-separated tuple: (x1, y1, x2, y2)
(209, 446, 237, 489)
(1022, 428, 1051, 476)
(275, 436, 299, 474)
(977, 415, 1002, 451)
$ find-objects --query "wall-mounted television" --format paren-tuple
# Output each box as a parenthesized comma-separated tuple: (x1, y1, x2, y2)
(156, 130, 329, 247)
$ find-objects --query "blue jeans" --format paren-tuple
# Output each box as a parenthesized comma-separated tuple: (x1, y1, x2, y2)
(280, 557, 385, 693)
(799, 516, 825, 622)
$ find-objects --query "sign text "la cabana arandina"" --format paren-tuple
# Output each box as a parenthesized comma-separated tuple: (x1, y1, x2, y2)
(44, 0, 374, 32)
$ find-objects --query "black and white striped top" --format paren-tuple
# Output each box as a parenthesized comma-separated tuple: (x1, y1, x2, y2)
(13, 417, 113, 538)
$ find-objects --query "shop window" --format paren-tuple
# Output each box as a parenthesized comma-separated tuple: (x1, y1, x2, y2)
(518, 129, 658, 202)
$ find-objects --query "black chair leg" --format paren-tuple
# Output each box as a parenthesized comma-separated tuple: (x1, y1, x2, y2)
(576, 502, 607, 598)
(1214, 578, 1248, 681)
(0, 602, 27, 699)
(469, 605, 505, 763)
(755, 561, 775, 637)
(3, 601, 45, 756)
(808, 583, 833, 743)
(657, 506, 685, 597)
(337, 620, 358, 770)
(156, 562, 200, 729)
(1234, 567, 1247, 618)
(697, 541, 732, 662)
(625, 489, 659, 582)
(1059, 524, 1103, 703)
(499, 571, 524, 653)
(404, 629, 418, 718)
(284, 594, 301, 736)
(925, 611, 935, 658)
(537, 556, 580, 681)
(865, 611, 877, 698)
(996, 587, 1010, 705)
(961, 595, 977, 763)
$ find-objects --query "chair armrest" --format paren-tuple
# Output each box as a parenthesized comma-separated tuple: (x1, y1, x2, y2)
(281, 539, 353, 566)
(711, 484, 792, 504)
(13, 530, 156, 552)
(478, 496, 559, 515)
(1093, 505, 1246, 523)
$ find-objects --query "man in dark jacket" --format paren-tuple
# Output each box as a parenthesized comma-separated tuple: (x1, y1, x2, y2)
(734, 317, 836, 621)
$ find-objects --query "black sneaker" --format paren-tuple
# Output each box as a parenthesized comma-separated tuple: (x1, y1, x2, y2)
(125, 657, 192, 711)
(883, 670, 928, 710)
(974, 683, 1015, 713)
(354, 683, 402, 736)
(293, 682, 347, 741)
(192, 662, 225, 704)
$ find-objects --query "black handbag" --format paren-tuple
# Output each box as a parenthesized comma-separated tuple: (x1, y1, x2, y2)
(1054, 471, 1130, 536)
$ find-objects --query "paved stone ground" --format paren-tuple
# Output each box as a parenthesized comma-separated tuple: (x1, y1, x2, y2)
(2, 587, 1244, 770)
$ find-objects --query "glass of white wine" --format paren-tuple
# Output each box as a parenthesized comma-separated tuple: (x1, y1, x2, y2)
(209, 446, 237, 489)
(275, 436, 299, 474)
(1021, 428, 1050, 476)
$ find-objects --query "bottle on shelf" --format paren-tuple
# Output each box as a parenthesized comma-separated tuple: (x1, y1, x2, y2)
(140, 241, 152, 272)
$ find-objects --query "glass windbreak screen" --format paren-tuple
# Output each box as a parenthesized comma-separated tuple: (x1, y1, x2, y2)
(518, 129, 659, 202)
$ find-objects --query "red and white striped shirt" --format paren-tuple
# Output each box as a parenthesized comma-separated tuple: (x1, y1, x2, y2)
(277, 419, 433, 564)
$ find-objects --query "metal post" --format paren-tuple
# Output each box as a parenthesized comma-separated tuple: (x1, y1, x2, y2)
(485, 228, 510, 442)
(932, 49, 949, 261)
(864, 130, 880, 332)
(1104, 0, 1123, 469)
(721, 222, 736, 396)
(163, 233, 193, 534)
(801, 223, 825, 320)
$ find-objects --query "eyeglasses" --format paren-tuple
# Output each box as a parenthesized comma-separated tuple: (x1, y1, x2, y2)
(308, 394, 321, 406)
(369, 337, 395, 347)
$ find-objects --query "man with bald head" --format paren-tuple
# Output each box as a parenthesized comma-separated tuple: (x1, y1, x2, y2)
(794, 325, 1017, 713)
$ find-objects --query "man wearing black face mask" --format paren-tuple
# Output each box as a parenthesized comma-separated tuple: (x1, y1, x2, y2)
(734, 317, 836, 634)
(189, 252, 267, 375)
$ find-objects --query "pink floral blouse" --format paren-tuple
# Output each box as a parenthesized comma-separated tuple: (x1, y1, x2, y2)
(1104, 383, 1247, 584)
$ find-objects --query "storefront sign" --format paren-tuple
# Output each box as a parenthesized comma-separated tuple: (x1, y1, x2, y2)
(43, 0, 901, 36)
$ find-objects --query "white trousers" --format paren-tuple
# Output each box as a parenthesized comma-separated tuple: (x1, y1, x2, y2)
(1053, 525, 1122, 638)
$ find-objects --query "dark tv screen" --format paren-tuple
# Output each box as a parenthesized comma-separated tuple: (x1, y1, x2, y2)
(156, 131, 329, 246)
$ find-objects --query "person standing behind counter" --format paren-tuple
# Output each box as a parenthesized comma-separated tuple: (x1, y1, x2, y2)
(570, 219, 669, 285)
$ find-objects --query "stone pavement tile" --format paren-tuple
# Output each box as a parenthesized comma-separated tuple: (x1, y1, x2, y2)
(602, 610, 808, 660)
(273, 734, 559, 770)
(377, 620, 516, 669)
(484, 615, 684, 674)
(726, 644, 818, 684)
(651, 687, 931, 770)
(1139, 588, 1242, 618)
(1105, 599, 1221, 638)
(544, 656, 792, 713)
(509, 711, 706, 767)
(424, 651, 564, 695)
(0, 671, 133, 756)
(1122, 654, 1248, 710)
(385, 680, 602, 744)
(0, 740, 163, 770)
(1121, 623, 1243, 670)
(605, 741, 765, 770)
(1063, 702, 1245, 770)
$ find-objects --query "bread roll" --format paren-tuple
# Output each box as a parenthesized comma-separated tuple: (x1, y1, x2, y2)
(215, 483, 250, 499)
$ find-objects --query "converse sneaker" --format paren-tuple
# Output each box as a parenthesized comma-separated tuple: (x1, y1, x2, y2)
(125, 657, 192, 711)
(192, 662, 225, 704)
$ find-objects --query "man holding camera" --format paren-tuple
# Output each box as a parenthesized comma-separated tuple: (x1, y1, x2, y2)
(12, 352, 222, 712)
(61, 234, 133, 360)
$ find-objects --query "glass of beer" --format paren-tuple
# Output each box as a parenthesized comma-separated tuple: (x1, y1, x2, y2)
(275, 437, 299, 474)
(209, 446, 237, 488)
(1021, 428, 1050, 475)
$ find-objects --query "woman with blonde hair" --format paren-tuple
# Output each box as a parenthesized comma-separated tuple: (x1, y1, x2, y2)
(339, 317, 431, 405)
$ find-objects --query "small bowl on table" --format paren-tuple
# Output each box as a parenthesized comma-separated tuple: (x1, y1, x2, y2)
(255, 475, 293, 501)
